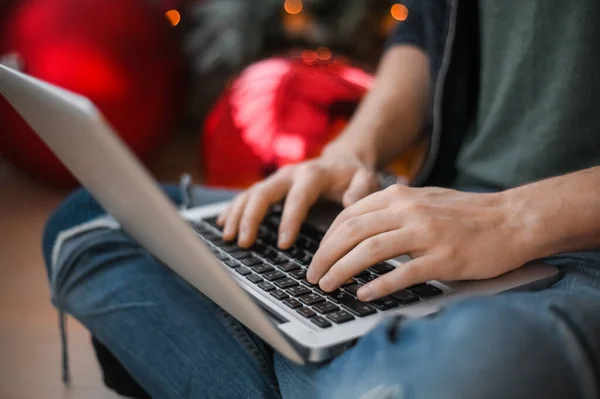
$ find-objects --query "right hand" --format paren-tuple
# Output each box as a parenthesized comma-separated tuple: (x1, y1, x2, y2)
(218, 148, 380, 249)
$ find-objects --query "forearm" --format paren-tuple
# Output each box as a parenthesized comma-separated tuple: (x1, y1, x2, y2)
(325, 45, 431, 169)
(503, 166, 600, 260)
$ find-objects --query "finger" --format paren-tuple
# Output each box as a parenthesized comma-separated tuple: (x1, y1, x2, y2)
(318, 228, 414, 292)
(238, 177, 292, 247)
(357, 256, 435, 301)
(217, 203, 232, 226)
(342, 169, 378, 207)
(322, 186, 398, 243)
(278, 167, 325, 248)
(307, 209, 402, 283)
(222, 193, 249, 241)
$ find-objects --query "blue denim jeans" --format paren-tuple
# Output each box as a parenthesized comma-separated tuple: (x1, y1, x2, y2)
(42, 184, 600, 398)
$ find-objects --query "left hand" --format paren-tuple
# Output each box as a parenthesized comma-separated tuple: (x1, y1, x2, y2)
(307, 184, 532, 302)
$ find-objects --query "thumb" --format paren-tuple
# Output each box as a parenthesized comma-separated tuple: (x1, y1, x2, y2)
(342, 169, 378, 207)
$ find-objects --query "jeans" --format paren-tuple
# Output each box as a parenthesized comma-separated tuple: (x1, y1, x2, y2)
(42, 184, 600, 398)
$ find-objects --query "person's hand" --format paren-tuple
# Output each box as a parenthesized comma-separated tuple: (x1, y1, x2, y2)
(307, 185, 533, 302)
(218, 146, 379, 249)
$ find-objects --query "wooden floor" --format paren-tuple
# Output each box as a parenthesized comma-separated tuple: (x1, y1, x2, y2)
(0, 136, 200, 398)
(0, 164, 122, 399)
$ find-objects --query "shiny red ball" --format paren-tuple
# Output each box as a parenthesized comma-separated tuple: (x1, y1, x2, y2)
(0, 0, 183, 188)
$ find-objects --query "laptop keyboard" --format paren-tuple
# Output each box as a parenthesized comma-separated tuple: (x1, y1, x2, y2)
(192, 212, 443, 329)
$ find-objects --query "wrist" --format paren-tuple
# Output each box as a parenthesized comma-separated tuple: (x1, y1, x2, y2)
(322, 137, 378, 169)
(497, 188, 553, 262)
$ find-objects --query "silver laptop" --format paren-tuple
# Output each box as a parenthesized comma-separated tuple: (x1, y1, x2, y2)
(0, 64, 559, 364)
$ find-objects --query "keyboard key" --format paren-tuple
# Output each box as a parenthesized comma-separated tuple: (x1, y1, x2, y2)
(390, 290, 420, 304)
(263, 270, 286, 281)
(288, 269, 307, 280)
(355, 270, 372, 279)
(300, 278, 318, 288)
(211, 238, 226, 246)
(301, 224, 324, 241)
(224, 259, 238, 268)
(286, 286, 312, 297)
(323, 289, 342, 302)
(341, 279, 357, 287)
(313, 301, 339, 314)
(246, 274, 263, 284)
(274, 278, 299, 289)
(235, 267, 252, 276)
(283, 298, 302, 309)
(277, 262, 300, 272)
(270, 290, 289, 301)
(296, 253, 313, 266)
(250, 242, 269, 255)
(252, 264, 274, 274)
(369, 262, 395, 275)
(269, 256, 289, 265)
(344, 283, 362, 296)
(192, 222, 209, 233)
(370, 296, 400, 311)
(215, 252, 229, 261)
(221, 244, 239, 253)
(203, 232, 218, 242)
(357, 274, 377, 284)
(408, 283, 444, 298)
(296, 307, 316, 318)
(241, 257, 263, 267)
(262, 248, 279, 260)
(310, 316, 332, 328)
(281, 245, 300, 257)
(327, 291, 376, 317)
(258, 282, 275, 292)
(326, 310, 355, 324)
(298, 293, 326, 306)
(231, 250, 251, 260)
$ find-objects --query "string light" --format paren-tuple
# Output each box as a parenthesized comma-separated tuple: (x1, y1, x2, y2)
(390, 4, 409, 21)
(301, 50, 318, 64)
(284, 0, 303, 15)
(317, 47, 332, 61)
(165, 9, 181, 26)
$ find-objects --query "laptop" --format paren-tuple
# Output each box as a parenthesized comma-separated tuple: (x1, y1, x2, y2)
(0, 64, 559, 364)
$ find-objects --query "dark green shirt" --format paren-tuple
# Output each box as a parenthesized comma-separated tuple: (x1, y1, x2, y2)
(456, 0, 600, 189)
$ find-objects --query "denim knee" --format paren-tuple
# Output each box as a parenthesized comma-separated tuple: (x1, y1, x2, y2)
(42, 185, 183, 277)
(322, 293, 594, 399)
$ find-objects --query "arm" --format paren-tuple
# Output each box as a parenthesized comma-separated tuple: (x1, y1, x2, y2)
(324, 45, 431, 169)
(505, 166, 600, 260)
(307, 166, 600, 301)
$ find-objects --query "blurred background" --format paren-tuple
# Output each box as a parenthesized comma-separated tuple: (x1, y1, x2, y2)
(0, 0, 424, 397)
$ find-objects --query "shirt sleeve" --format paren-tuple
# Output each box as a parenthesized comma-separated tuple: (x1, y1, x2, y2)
(386, 0, 427, 50)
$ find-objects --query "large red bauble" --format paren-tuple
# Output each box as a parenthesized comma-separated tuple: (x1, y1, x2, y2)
(0, 0, 183, 188)
(202, 56, 374, 188)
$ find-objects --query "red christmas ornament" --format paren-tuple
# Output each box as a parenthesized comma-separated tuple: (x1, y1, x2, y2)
(202, 56, 373, 188)
(0, 0, 183, 188)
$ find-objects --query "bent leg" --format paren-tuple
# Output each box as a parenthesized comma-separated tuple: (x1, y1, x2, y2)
(43, 185, 281, 398)
(275, 253, 600, 399)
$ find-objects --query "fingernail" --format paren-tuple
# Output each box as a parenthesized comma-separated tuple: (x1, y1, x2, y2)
(306, 267, 316, 283)
(278, 232, 288, 247)
(320, 275, 332, 291)
(238, 230, 249, 245)
(358, 285, 374, 302)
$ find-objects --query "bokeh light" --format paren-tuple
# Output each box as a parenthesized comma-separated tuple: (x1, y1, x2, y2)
(165, 10, 181, 26)
(317, 47, 332, 61)
(390, 4, 409, 21)
(284, 0, 303, 15)
(301, 50, 318, 64)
